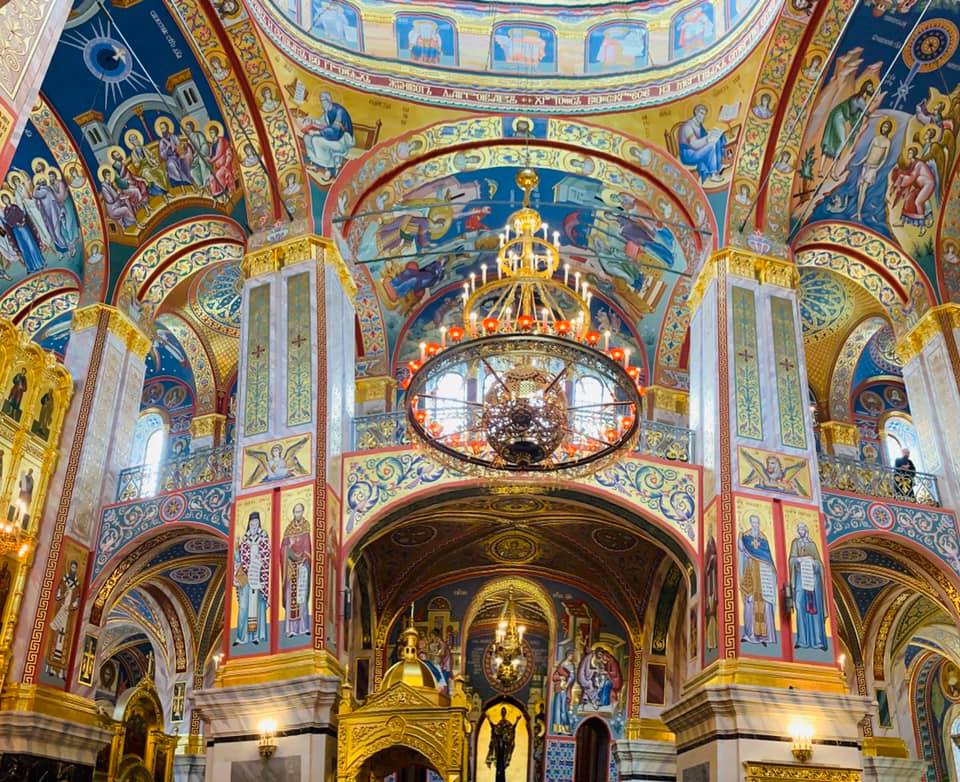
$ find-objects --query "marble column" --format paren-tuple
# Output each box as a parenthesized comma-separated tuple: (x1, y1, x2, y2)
(671, 249, 874, 780)
(193, 235, 355, 781)
(895, 303, 960, 510)
(0, 2, 71, 176)
(0, 304, 149, 769)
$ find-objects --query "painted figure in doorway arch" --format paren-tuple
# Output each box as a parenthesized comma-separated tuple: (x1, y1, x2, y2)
(704, 534, 718, 651)
(234, 511, 270, 646)
(0, 560, 11, 624)
(788, 522, 828, 650)
(485, 706, 521, 782)
(679, 104, 726, 184)
(2, 370, 26, 420)
(738, 514, 777, 646)
(551, 648, 575, 734)
(281, 502, 311, 637)
(410, 19, 441, 64)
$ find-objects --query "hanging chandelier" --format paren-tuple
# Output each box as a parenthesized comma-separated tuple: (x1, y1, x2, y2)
(404, 168, 643, 475)
(492, 589, 527, 687)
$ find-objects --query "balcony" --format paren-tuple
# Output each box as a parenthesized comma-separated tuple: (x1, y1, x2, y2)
(116, 445, 235, 501)
(818, 454, 940, 507)
(350, 411, 695, 463)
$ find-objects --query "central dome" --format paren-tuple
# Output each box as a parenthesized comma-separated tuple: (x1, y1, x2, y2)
(251, 0, 778, 111)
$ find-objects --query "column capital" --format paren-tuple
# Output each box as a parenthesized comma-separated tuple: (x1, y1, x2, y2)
(70, 304, 151, 359)
(241, 234, 358, 299)
(895, 303, 960, 364)
(819, 421, 859, 452)
(688, 248, 799, 314)
(356, 375, 397, 406)
(623, 717, 675, 742)
(216, 648, 345, 689)
(190, 412, 226, 442)
(645, 384, 688, 416)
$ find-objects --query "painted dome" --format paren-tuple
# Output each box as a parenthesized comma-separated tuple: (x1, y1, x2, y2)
(248, 0, 779, 112)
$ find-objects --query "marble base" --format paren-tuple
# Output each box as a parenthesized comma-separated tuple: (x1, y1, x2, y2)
(174, 752, 207, 782)
(192, 674, 340, 782)
(0, 710, 111, 768)
(662, 684, 872, 782)
(614, 738, 677, 781)
(862, 756, 927, 781)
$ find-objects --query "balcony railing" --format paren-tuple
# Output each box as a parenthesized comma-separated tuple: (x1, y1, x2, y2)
(351, 412, 694, 463)
(116, 445, 235, 501)
(818, 454, 940, 507)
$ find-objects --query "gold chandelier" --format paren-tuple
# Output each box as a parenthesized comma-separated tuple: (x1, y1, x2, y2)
(492, 589, 527, 687)
(404, 168, 643, 475)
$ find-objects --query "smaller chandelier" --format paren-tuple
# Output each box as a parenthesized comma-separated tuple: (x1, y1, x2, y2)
(404, 168, 643, 475)
(492, 589, 527, 687)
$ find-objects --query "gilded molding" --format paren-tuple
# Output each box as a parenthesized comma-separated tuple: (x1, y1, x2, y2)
(70, 304, 151, 359)
(216, 648, 344, 688)
(743, 763, 861, 781)
(688, 248, 799, 315)
(683, 659, 847, 694)
(820, 421, 859, 451)
(861, 737, 909, 758)
(624, 718, 675, 743)
(356, 376, 398, 406)
(0, 683, 103, 728)
(241, 235, 358, 299)
(895, 303, 960, 364)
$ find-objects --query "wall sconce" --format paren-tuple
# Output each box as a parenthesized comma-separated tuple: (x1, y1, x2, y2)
(791, 722, 813, 763)
(258, 719, 278, 758)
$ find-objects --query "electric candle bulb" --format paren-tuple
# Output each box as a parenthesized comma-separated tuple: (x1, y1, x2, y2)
(543, 223, 548, 240)
(481, 263, 487, 285)
(499, 233, 505, 248)
(419, 342, 426, 361)
(440, 326, 447, 347)
(470, 272, 476, 292)
(564, 263, 569, 286)
(553, 230, 560, 247)
(604, 330, 610, 350)
(624, 347, 631, 368)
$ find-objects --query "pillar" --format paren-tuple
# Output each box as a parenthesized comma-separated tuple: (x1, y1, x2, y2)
(193, 236, 355, 781)
(819, 421, 860, 459)
(0, 3, 71, 177)
(895, 303, 960, 510)
(0, 305, 149, 770)
(668, 250, 874, 780)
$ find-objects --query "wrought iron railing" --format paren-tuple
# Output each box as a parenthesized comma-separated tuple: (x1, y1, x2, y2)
(818, 455, 940, 507)
(116, 445, 235, 501)
(351, 412, 694, 463)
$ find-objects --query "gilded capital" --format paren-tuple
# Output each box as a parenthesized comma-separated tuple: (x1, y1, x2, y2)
(646, 385, 689, 416)
(241, 234, 358, 300)
(356, 375, 397, 406)
(688, 248, 798, 315)
(819, 421, 859, 452)
(190, 413, 226, 442)
(895, 303, 960, 365)
(71, 304, 151, 359)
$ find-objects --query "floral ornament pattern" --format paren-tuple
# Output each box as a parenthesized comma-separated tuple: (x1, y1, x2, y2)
(93, 481, 232, 578)
(823, 491, 960, 576)
(798, 268, 851, 341)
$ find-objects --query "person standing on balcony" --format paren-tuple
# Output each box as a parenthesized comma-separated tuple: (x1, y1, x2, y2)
(894, 447, 916, 500)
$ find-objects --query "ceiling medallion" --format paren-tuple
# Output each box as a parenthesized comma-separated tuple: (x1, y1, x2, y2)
(404, 168, 643, 476)
(487, 531, 540, 564)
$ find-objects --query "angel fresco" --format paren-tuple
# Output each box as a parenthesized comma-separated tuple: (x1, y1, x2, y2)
(740, 450, 810, 497)
(244, 437, 309, 486)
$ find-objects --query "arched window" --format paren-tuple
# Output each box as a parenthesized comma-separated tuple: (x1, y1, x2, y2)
(131, 412, 167, 496)
(881, 413, 924, 472)
(430, 371, 467, 437)
(574, 375, 612, 441)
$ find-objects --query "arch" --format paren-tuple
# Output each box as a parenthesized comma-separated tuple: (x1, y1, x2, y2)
(476, 697, 531, 782)
(574, 717, 611, 782)
(459, 576, 557, 680)
(827, 315, 888, 422)
(794, 222, 936, 334)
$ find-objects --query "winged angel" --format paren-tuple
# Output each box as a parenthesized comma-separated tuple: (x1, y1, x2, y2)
(245, 438, 308, 485)
(741, 451, 809, 497)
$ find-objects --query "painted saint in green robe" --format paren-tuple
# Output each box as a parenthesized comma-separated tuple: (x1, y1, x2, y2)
(821, 81, 875, 160)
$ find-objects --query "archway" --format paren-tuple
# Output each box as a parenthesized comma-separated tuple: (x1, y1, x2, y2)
(475, 697, 530, 782)
(361, 746, 442, 782)
(574, 717, 611, 782)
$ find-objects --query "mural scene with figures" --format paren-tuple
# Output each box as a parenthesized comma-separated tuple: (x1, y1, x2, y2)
(0, 0, 959, 781)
